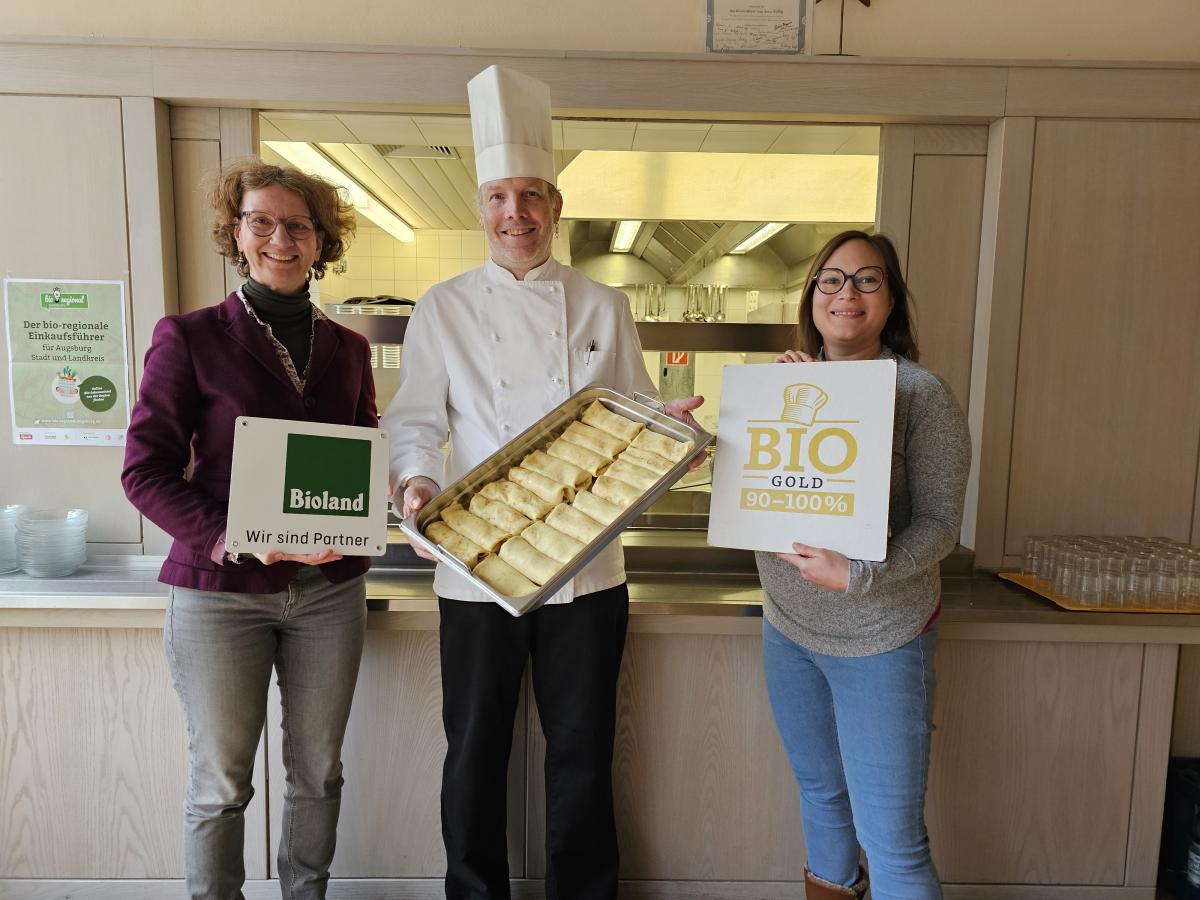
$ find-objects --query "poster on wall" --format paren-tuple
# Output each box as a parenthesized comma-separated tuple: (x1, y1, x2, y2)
(707, 359, 896, 560)
(707, 0, 812, 54)
(4, 278, 130, 446)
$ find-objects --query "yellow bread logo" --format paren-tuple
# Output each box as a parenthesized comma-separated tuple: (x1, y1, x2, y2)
(780, 383, 828, 426)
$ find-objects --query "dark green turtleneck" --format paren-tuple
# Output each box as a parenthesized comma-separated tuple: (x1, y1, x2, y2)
(242, 277, 313, 376)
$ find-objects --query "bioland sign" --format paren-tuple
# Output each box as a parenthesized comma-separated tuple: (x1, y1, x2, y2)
(707, 360, 896, 561)
(226, 417, 390, 555)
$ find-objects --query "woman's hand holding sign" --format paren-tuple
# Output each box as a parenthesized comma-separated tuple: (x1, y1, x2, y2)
(775, 349, 817, 364)
(254, 548, 344, 566)
(776, 543, 850, 592)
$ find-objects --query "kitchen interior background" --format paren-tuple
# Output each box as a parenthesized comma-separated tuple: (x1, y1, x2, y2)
(260, 112, 879, 435)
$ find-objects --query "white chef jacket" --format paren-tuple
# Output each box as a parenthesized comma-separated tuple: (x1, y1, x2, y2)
(382, 256, 658, 605)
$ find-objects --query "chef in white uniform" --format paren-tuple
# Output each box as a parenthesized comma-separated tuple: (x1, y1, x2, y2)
(382, 65, 702, 900)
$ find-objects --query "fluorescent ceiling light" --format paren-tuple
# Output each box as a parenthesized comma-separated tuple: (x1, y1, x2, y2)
(729, 223, 790, 255)
(264, 141, 415, 243)
(611, 220, 642, 253)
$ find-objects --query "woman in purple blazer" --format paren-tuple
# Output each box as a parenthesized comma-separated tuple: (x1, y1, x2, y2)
(122, 159, 376, 900)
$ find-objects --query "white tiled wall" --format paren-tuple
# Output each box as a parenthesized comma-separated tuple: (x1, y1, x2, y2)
(321, 225, 488, 302)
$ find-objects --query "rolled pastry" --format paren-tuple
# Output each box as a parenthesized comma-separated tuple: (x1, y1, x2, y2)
(425, 521, 486, 570)
(593, 474, 642, 509)
(441, 504, 507, 553)
(475, 554, 538, 597)
(630, 429, 694, 463)
(546, 502, 606, 544)
(498, 537, 561, 586)
(546, 436, 609, 477)
(468, 493, 531, 537)
(581, 400, 645, 442)
(604, 458, 661, 492)
(617, 445, 675, 476)
(522, 520, 586, 565)
(572, 490, 624, 527)
(520, 449, 592, 491)
(508, 466, 575, 504)
(479, 479, 553, 520)
(561, 421, 626, 460)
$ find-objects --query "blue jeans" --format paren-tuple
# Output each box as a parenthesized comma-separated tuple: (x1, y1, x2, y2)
(165, 568, 367, 900)
(762, 617, 941, 900)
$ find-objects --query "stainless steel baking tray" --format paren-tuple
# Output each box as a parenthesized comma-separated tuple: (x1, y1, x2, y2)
(400, 385, 714, 616)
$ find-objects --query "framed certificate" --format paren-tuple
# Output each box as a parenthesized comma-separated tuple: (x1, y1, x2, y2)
(707, 0, 814, 55)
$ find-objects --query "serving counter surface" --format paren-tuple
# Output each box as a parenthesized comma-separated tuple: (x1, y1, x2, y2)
(3, 552, 1199, 641)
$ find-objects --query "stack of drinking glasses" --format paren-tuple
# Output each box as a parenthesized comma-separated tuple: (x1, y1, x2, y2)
(0, 505, 24, 575)
(16, 508, 88, 578)
(1022, 535, 1200, 610)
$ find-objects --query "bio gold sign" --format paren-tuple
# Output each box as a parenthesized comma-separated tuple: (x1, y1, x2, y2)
(708, 360, 896, 560)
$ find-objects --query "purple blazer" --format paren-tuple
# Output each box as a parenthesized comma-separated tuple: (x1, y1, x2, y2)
(122, 292, 378, 593)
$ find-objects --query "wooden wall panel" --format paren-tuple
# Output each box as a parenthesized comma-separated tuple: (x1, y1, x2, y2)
(907, 153, 986, 410)
(1004, 120, 1200, 555)
(875, 124, 915, 270)
(927, 639, 1143, 883)
(0, 96, 140, 545)
(966, 117, 1036, 567)
(526, 632, 806, 881)
(0, 629, 185, 876)
(170, 138, 226, 314)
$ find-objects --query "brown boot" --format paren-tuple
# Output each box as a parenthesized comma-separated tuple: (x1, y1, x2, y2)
(804, 866, 868, 899)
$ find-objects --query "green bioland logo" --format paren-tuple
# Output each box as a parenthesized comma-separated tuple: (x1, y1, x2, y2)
(282, 433, 371, 518)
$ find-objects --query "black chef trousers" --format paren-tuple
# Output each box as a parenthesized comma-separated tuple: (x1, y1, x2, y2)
(438, 583, 630, 900)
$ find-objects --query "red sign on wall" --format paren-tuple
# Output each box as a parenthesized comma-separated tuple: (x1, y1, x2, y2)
(665, 351, 690, 366)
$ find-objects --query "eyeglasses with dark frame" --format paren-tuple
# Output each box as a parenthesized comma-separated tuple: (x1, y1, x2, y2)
(812, 266, 886, 294)
(238, 211, 320, 240)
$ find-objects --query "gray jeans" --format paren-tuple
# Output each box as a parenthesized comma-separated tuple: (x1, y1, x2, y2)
(165, 567, 367, 900)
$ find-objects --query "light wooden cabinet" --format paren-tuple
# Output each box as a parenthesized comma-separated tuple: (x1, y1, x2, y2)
(1003, 119, 1200, 556)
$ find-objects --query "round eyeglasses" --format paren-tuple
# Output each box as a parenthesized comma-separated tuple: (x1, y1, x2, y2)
(239, 211, 319, 240)
(812, 266, 885, 294)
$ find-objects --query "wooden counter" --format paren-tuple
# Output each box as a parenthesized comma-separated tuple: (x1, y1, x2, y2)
(0, 558, 1190, 899)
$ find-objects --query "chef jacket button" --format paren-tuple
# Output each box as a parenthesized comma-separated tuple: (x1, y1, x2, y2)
(551, 376, 562, 384)
(495, 378, 505, 388)
(501, 423, 511, 431)
(484, 286, 492, 294)
(492, 333, 501, 342)
(304, 396, 316, 409)
(549, 330, 559, 338)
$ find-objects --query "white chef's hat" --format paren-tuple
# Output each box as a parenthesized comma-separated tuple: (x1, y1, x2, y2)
(468, 65, 555, 188)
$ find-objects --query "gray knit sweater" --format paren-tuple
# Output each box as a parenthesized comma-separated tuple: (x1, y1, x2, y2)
(755, 347, 971, 657)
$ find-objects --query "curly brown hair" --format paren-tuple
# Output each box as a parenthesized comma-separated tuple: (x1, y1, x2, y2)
(794, 229, 919, 362)
(208, 158, 356, 280)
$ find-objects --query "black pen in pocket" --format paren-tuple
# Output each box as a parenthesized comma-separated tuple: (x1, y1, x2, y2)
(586, 339, 596, 366)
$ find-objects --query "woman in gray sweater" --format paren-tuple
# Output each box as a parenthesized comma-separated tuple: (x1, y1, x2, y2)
(758, 231, 970, 900)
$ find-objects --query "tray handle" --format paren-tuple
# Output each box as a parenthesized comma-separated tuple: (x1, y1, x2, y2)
(634, 391, 665, 413)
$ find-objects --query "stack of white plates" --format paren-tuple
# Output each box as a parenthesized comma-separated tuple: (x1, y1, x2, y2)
(17, 508, 88, 578)
(0, 505, 24, 575)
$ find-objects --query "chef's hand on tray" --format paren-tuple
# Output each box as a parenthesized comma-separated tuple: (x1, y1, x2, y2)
(663, 395, 708, 472)
(776, 349, 817, 363)
(776, 543, 850, 592)
(400, 476, 441, 562)
(254, 549, 344, 566)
